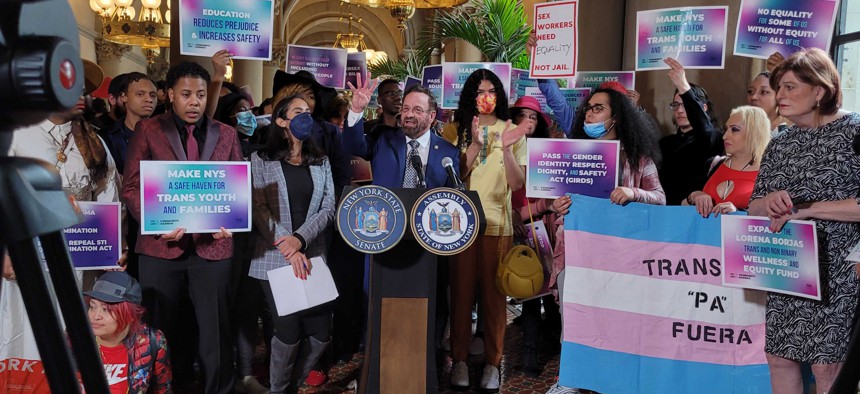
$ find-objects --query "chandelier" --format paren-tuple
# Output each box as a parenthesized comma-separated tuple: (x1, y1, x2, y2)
(343, 0, 467, 29)
(333, 2, 387, 65)
(90, 0, 170, 63)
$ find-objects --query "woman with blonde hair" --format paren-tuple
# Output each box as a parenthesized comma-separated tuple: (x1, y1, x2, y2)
(684, 105, 771, 217)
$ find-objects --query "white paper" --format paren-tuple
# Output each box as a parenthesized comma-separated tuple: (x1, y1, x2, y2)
(267, 257, 339, 316)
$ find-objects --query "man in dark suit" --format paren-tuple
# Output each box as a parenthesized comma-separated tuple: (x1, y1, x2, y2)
(121, 61, 242, 394)
(343, 83, 460, 188)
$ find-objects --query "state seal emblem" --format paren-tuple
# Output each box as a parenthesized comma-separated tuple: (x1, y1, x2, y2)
(337, 186, 407, 254)
(411, 188, 479, 255)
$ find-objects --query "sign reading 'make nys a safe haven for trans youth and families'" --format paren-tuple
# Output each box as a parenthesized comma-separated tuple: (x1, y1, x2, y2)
(722, 215, 821, 300)
(179, 0, 274, 60)
(526, 139, 619, 199)
(286, 45, 348, 89)
(140, 161, 251, 235)
(734, 0, 840, 59)
(636, 6, 728, 71)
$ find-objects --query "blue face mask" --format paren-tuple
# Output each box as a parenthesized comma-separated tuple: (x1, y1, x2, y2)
(288, 112, 314, 141)
(235, 110, 257, 136)
(583, 118, 614, 139)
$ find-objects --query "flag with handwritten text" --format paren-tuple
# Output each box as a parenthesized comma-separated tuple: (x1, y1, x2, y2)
(560, 195, 770, 393)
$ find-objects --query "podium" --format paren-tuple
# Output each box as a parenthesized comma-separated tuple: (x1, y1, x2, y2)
(337, 186, 484, 394)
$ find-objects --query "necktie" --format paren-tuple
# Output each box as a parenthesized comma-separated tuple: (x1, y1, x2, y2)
(403, 139, 421, 188)
(185, 124, 199, 161)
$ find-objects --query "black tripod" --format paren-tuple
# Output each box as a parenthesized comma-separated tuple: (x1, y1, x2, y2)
(0, 133, 109, 393)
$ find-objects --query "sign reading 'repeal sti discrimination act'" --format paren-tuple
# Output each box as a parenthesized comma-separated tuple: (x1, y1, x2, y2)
(140, 161, 251, 235)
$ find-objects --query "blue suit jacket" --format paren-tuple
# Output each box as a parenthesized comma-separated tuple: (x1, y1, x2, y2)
(344, 118, 460, 189)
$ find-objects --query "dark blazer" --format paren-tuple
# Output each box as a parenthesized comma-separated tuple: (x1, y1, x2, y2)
(343, 118, 460, 189)
(122, 111, 244, 261)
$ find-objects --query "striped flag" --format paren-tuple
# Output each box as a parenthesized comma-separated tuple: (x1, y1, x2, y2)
(559, 195, 771, 393)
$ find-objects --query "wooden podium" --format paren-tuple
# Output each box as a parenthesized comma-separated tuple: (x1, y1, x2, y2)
(341, 187, 484, 394)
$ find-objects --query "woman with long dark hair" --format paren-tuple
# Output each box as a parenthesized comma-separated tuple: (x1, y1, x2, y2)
(249, 95, 335, 394)
(442, 68, 528, 392)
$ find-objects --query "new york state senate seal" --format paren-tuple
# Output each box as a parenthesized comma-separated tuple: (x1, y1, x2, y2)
(337, 185, 407, 254)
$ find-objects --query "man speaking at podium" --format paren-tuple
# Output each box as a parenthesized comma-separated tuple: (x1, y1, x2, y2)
(342, 78, 460, 189)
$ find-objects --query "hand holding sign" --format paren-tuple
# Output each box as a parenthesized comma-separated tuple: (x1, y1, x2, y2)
(766, 52, 785, 72)
(212, 226, 233, 240)
(212, 50, 233, 80)
(162, 227, 187, 242)
(348, 72, 378, 113)
(664, 57, 692, 94)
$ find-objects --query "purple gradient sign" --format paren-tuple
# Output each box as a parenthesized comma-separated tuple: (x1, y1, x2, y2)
(636, 6, 728, 71)
(521, 219, 553, 301)
(140, 161, 252, 235)
(734, 0, 839, 59)
(573, 71, 635, 90)
(526, 139, 619, 199)
(346, 52, 367, 88)
(286, 45, 348, 89)
(559, 88, 591, 111)
(422, 65, 443, 103)
(511, 68, 538, 102)
(179, 0, 274, 60)
(441, 63, 511, 109)
(722, 215, 820, 300)
(65, 202, 121, 270)
(405, 76, 421, 91)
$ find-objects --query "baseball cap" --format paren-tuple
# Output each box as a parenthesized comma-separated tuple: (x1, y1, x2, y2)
(84, 271, 142, 304)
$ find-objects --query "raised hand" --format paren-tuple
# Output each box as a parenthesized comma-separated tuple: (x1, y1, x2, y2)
(347, 72, 379, 113)
(664, 57, 691, 94)
(211, 49, 232, 80)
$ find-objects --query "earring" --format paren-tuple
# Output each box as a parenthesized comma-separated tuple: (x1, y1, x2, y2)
(815, 100, 820, 108)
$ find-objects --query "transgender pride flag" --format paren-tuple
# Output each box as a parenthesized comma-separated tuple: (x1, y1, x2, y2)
(559, 195, 771, 393)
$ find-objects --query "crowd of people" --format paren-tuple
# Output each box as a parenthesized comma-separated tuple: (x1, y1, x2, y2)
(0, 31, 858, 394)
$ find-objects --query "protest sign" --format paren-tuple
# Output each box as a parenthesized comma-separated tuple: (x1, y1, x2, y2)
(560, 196, 770, 393)
(140, 161, 251, 235)
(526, 139, 618, 199)
(65, 202, 121, 270)
(511, 68, 538, 102)
(286, 44, 348, 89)
(722, 215, 820, 300)
(636, 6, 729, 70)
(405, 76, 421, 91)
(441, 63, 511, 109)
(734, 0, 840, 59)
(346, 52, 368, 88)
(422, 65, 443, 103)
(572, 71, 635, 91)
(531, 1, 578, 78)
(179, 0, 274, 60)
(559, 88, 591, 111)
(524, 86, 550, 114)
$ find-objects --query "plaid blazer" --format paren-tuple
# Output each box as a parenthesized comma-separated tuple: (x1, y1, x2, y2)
(248, 152, 335, 280)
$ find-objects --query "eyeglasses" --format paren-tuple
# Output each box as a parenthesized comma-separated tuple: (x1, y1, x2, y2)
(380, 90, 403, 98)
(401, 106, 427, 116)
(669, 102, 684, 111)
(581, 104, 608, 115)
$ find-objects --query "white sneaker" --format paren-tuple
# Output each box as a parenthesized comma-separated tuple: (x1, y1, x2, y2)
(450, 361, 469, 390)
(479, 364, 500, 393)
(545, 382, 581, 394)
(236, 375, 269, 394)
(468, 336, 485, 356)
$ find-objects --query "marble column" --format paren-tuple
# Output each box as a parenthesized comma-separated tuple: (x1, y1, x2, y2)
(262, 42, 287, 100)
(95, 38, 132, 78)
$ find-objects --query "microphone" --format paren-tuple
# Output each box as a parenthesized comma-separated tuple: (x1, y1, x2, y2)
(442, 157, 465, 191)
(411, 154, 426, 188)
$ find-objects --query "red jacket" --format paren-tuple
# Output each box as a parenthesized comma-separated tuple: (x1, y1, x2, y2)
(122, 112, 243, 260)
